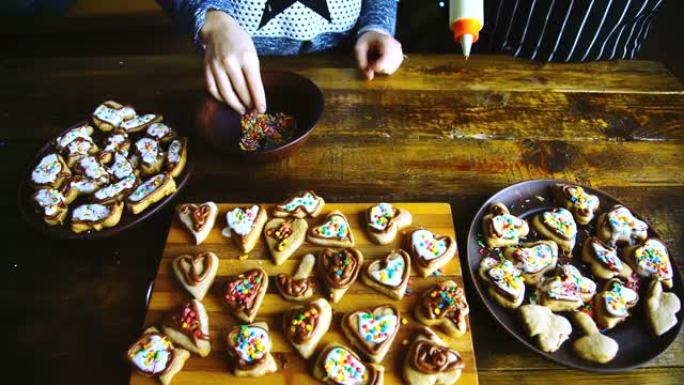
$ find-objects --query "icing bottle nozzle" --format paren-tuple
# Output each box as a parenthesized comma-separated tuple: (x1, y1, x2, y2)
(449, 0, 484, 60)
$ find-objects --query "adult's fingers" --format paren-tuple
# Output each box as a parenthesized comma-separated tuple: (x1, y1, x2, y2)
(243, 65, 267, 113)
(224, 60, 253, 111)
(211, 60, 246, 114)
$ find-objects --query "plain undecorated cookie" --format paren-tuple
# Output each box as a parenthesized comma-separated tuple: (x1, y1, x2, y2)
(646, 280, 681, 336)
(572, 312, 618, 364)
(519, 304, 572, 353)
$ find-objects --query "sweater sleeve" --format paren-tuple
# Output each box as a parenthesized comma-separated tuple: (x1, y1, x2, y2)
(356, 0, 397, 37)
(157, 0, 236, 48)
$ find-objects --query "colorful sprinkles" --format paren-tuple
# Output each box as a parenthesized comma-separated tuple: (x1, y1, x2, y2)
(239, 112, 296, 151)
(231, 325, 270, 364)
(357, 312, 397, 344)
(323, 347, 368, 385)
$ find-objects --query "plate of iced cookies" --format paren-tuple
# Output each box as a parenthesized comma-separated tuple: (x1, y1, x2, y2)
(467, 180, 682, 372)
(127, 193, 480, 385)
(19, 101, 191, 239)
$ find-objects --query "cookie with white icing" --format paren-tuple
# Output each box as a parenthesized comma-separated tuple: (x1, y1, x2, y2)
(75, 155, 110, 185)
(109, 152, 139, 180)
(482, 202, 529, 248)
(282, 298, 332, 359)
(275, 253, 317, 302)
(361, 249, 411, 300)
(519, 304, 572, 353)
(93, 174, 139, 204)
(623, 238, 673, 288)
(581, 236, 633, 280)
(61, 175, 102, 204)
(317, 248, 363, 303)
(597, 204, 649, 246)
(531, 207, 578, 252)
(538, 264, 597, 312)
(54, 124, 94, 152)
(572, 312, 618, 364)
(407, 228, 457, 277)
(414, 280, 470, 337)
(120, 113, 162, 134)
(71, 201, 124, 233)
(32, 188, 68, 225)
(135, 137, 165, 175)
(226, 322, 278, 377)
(308, 210, 355, 247)
(222, 204, 268, 253)
(172, 252, 219, 300)
(162, 299, 211, 357)
(341, 305, 400, 363)
(365, 202, 412, 245)
(503, 240, 558, 285)
(273, 190, 325, 218)
(31, 153, 72, 190)
(99, 132, 131, 163)
(646, 280, 681, 336)
(313, 343, 384, 385)
(223, 268, 268, 323)
(165, 137, 187, 178)
(146, 122, 176, 143)
(478, 257, 525, 308)
(63, 136, 99, 167)
(126, 326, 190, 385)
(594, 278, 639, 330)
(92, 100, 136, 132)
(263, 217, 308, 265)
(176, 202, 218, 245)
(403, 327, 464, 385)
(125, 173, 176, 214)
(552, 183, 600, 225)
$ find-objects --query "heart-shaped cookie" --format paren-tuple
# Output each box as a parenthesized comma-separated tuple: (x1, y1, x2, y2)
(503, 241, 558, 285)
(283, 298, 332, 359)
(341, 305, 400, 363)
(482, 202, 529, 248)
(264, 217, 308, 265)
(479, 256, 526, 308)
(317, 248, 363, 303)
(553, 184, 600, 225)
(532, 207, 577, 252)
(403, 327, 464, 385)
(581, 236, 632, 280)
(598, 205, 649, 246)
(572, 312, 618, 363)
(162, 299, 211, 357)
(539, 264, 597, 312)
(414, 280, 470, 337)
(223, 205, 268, 253)
(365, 203, 413, 245)
(308, 210, 355, 247)
(226, 322, 277, 376)
(177, 202, 218, 245)
(407, 228, 457, 277)
(224, 268, 268, 322)
(273, 190, 325, 218)
(646, 280, 681, 336)
(625, 238, 673, 288)
(126, 326, 190, 385)
(595, 279, 639, 329)
(519, 304, 572, 353)
(362, 249, 411, 300)
(275, 253, 316, 301)
(172, 252, 219, 300)
(313, 343, 384, 385)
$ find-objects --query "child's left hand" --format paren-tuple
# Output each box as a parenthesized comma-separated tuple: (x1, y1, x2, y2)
(354, 30, 404, 80)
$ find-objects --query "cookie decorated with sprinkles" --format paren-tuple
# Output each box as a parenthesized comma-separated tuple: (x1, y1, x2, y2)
(361, 249, 411, 300)
(407, 228, 457, 277)
(312, 343, 384, 385)
(414, 280, 470, 338)
(341, 305, 401, 363)
(482, 202, 529, 248)
(308, 210, 355, 247)
(226, 322, 277, 377)
(223, 268, 268, 323)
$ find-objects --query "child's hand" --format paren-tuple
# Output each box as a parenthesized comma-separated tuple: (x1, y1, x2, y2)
(200, 11, 266, 114)
(354, 30, 404, 80)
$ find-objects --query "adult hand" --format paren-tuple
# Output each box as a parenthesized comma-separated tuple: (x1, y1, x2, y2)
(354, 30, 404, 81)
(200, 11, 266, 114)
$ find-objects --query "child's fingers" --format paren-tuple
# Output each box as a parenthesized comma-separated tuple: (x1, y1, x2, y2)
(354, 38, 370, 73)
(224, 60, 254, 111)
(372, 40, 403, 75)
(243, 65, 267, 113)
(211, 60, 246, 114)
(205, 64, 221, 102)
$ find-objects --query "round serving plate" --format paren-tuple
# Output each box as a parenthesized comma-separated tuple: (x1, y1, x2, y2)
(466, 179, 683, 372)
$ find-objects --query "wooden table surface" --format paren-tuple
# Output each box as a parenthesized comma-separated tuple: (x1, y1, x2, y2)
(2, 54, 683, 384)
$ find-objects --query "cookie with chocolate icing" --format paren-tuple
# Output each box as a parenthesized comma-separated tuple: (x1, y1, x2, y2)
(623, 238, 673, 288)
(538, 264, 597, 312)
(503, 240, 558, 285)
(341, 305, 400, 363)
(275, 253, 316, 301)
(532, 207, 578, 252)
(308, 210, 355, 247)
(224, 268, 268, 322)
(126, 173, 177, 215)
(226, 322, 278, 377)
(165, 137, 187, 178)
(552, 183, 600, 225)
(146, 122, 176, 144)
(403, 327, 464, 385)
(407, 228, 457, 277)
(646, 280, 681, 336)
(92, 100, 136, 132)
(312, 343, 384, 385)
(162, 299, 211, 357)
(414, 280, 470, 337)
(316, 248, 363, 303)
(134, 137, 165, 175)
(222, 204, 268, 253)
(176, 202, 218, 245)
(30, 153, 72, 190)
(32, 188, 69, 226)
(478, 257, 525, 308)
(71, 201, 124, 233)
(273, 190, 325, 218)
(120, 113, 163, 134)
(365, 202, 412, 245)
(264, 217, 308, 265)
(172, 252, 219, 300)
(282, 298, 332, 358)
(361, 249, 411, 300)
(519, 304, 572, 353)
(597, 204, 649, 246)
(61, 175, 102, 204)
(482, 202, 529, 248)
(594, 278, 639, 330)
(572, 312, 618, 363)
(581, 236, 633, 280)
(126, 326, 190, 385)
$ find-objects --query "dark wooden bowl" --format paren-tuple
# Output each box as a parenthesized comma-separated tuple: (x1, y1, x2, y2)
(466, 179, 683, 372)
(195, 70, 324, 163)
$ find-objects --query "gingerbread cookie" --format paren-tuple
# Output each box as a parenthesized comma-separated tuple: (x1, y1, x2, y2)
(99, 132, 131, 163)
(624, 238, 673, 288)
(519, 304, 572, 353)
(341, 305, 400, 363)
(273, 190, 325, 218)
(32, 188, 68, 225)
(538, 264, 597, 312)
(552, 184, 600, 225)
(581, 236, 633, 280)
(594, 278, 639, 330)
(126, 326, 189, 385)
(71, 202, 124, 233)
(120, 113, 162, 133)
(54, 124, 94, 152)
(146, 122, 176, 143)
(572, 312, 618, 364)
(263, 217, 308, 265)
(308, 210, 355, 247)
(223, 205, 268, 253)
(223, 268, 268, 322)
(109, 152, 138, 180)
(92, 101, 136, 132)
(414, 280, 470, 337)
(172, 252, 219, 300)
(226, 322, 277, 377)
(313, 343, 384, 385)
(93, 174, 138, 204)
(317, 248, 363, 303)
(482, 202, 529, 248)
(282, 298, 332, 358)
(597, 205, 648, 246)
(162, 299, 211, 357)
(403, 327, 464, 385)
(31, 153, 71, 189)
(503, 240, 558, 285)
(63, 135, 99, 167)
(275, 253, 316, 302)
(365, 202, 412, 245)
(165, 138, 187, 178)
(646, 280, 681, 336)
(479, 257, 525, 308)
(126, 173, 176, 214)
(532, 207, 577, 252)
(407, 228, 457, 277)
(61, 175, 102, 203)
(135, 137, 165, 175)
(361, 249, 411, 300)
(75, 155, 110, 185)
(176, 202, 218, 245)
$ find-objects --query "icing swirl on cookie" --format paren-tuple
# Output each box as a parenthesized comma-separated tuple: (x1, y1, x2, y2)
(284, 303, 320, 343)
(178, 204, 212, 232)
(275, 275, 314, 299)
(318, 248, 361, 289)
(420, 283, 469, 322)
(177, 253, 215, 286)
(127, 332, 174, 375)
(227, 325, 270, 370)
(542, 208, 577, 239)
(265, 221, 293, 251)
(634, 239, 672, 280)
(367, 203, 396, 231)
(32, 153, 65, 184)
(604, 280, 639, 317)
(224, 269, 266, 314)
(409, 340, 463, 374)
(226, 205, 260, 236)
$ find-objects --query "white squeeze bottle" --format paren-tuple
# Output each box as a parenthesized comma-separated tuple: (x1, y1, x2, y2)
(449, 0, 484, 59)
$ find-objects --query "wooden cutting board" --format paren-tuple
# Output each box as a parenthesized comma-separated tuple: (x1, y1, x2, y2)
(130, 202, 478, 385)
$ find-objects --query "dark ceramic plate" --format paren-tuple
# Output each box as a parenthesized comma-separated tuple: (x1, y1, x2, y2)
(466, 179, 683, 372)
(18, 121, 192, 240)
(195, 70, 324, 163)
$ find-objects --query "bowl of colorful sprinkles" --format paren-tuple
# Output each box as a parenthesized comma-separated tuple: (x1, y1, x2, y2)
(196, 71, 324, 162)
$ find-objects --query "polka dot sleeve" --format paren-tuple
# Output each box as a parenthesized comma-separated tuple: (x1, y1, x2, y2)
(356, 0, 397, 37)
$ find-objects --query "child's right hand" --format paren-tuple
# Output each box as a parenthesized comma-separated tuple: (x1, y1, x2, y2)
(200, 11, 266, 114)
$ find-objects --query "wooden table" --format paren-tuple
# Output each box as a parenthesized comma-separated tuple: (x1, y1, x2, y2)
(1, 54, 683, 384)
